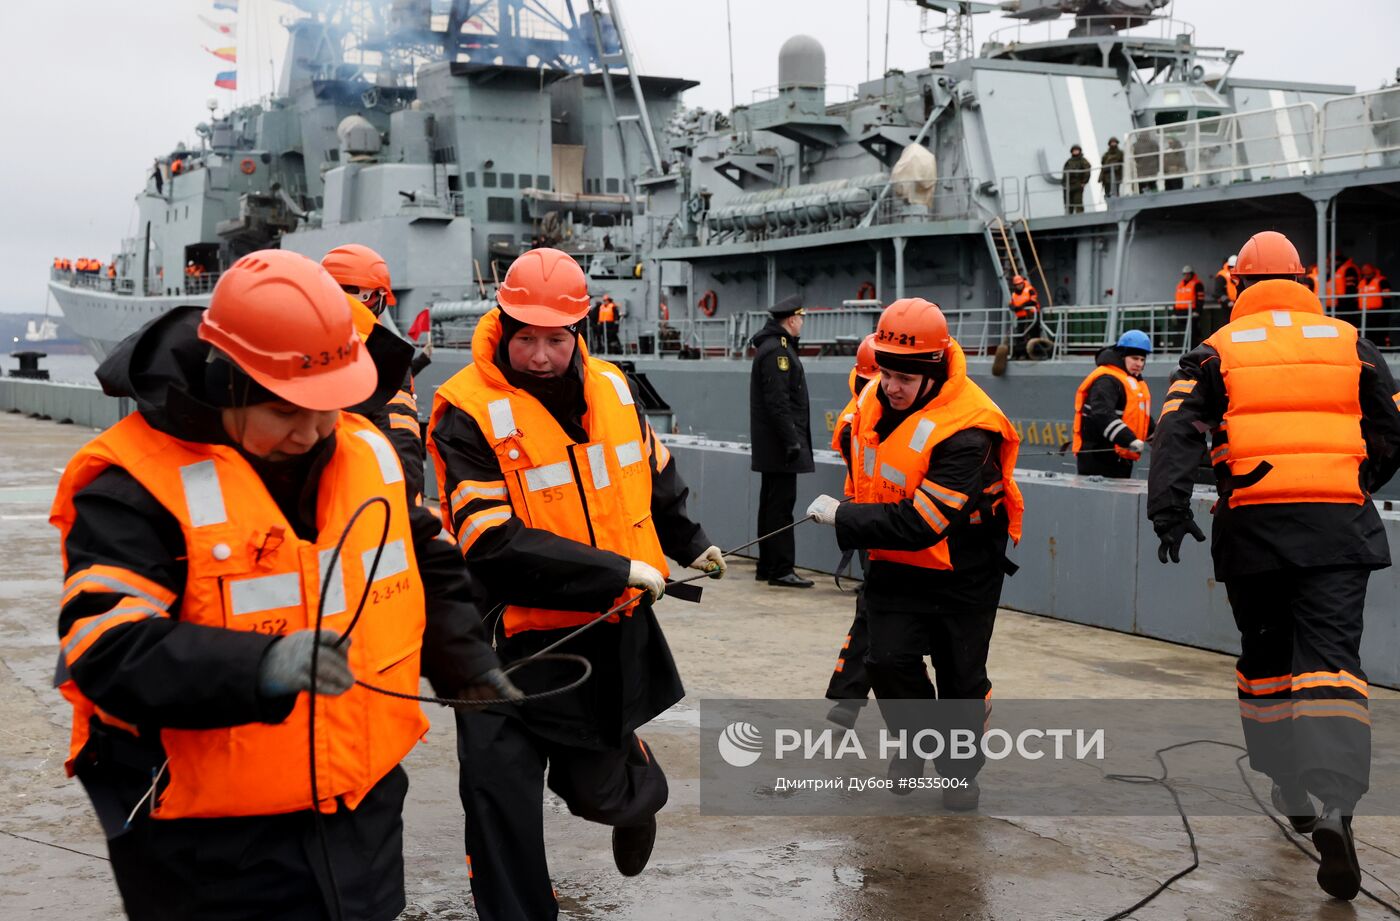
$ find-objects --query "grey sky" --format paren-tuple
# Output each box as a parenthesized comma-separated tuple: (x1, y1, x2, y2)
(3, 0, 1396, 314)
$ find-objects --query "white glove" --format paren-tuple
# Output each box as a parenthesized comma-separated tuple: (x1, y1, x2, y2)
(627, 559, 666, 601)
(1129, 439, 1147, 454)
(806, 494, 841, 526)
(689, 545, 726, 579)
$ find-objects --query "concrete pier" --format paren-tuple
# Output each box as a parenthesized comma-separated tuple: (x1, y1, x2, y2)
(2, 412, 1398, 919)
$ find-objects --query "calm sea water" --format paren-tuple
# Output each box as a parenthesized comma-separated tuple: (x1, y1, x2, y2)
(4, 351, 99, 384)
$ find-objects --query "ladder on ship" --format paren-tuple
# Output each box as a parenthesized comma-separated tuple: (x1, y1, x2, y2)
(984, 216, 1054, 309)
(583, 0, 662, 193)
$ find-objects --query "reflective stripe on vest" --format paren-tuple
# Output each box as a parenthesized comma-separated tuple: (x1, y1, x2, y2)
(428, 309, 667, 636)
(50, 412, 429, 819)
(848, 339, 1024, 571)
(1205, 279, 1366, 508)
(1072, 364, 1152, 461)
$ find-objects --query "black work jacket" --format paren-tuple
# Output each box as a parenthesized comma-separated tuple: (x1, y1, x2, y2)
(60, 309, 497, 842)
(749, 319, 814, 474)
(430, 354, 711, 750)
(1147, 334, 1400, 579)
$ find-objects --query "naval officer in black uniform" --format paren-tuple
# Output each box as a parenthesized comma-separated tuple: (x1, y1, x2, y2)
(749, 295, 815, 587)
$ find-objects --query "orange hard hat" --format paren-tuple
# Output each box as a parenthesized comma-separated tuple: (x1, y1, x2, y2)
(321, 243, 396, 305)
(497, 247, 591, 326)
(198, 249, 375, 411)
(855, 333, 880, 378)
(1234, 231, 1304, 277)
(873, 298, 951, 361)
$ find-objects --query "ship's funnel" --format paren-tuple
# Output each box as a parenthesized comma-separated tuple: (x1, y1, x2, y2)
(778, 35, 825, 89)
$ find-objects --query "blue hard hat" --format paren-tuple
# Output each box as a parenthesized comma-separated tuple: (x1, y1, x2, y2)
(1116, 329, 1153, 354)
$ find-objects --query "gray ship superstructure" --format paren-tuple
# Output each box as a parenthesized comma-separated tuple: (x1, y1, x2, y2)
(48, 0, 1400, 458)
(50, 0, 680, 357)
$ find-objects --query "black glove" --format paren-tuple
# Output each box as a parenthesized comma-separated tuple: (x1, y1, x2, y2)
(1153, 512, 1205, 564)
(458, 667, 525, 706)
(784, 443, 803, 465)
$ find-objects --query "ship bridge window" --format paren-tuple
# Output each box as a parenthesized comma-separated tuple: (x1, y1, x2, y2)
(487, 197, 514, 221)
(483, 171, 497, 188)
(519, 173, 532, 189)
(464, 171, 476, 188)
(501, 173, 514, 189)
(537, 175, 550, 191)
(1154, 111, 1189, 126)
(605, 178, 620, 194)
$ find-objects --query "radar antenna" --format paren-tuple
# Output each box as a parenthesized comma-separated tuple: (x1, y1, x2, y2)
(914, 1, 998, 62)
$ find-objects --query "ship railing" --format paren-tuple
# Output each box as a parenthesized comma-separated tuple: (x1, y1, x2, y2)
(183, 272, 222, 296)
(1323, 290, 1400, 350)
(57, 270, 139, 295)
(985, 15, 1196, 49)
(1043, 291, 1400, 358)
(1041, 302, 1185, 358)
(1318, 86, 1400, 173)
(1120, 103, 1320, 197)
(749, 84, 858, 106)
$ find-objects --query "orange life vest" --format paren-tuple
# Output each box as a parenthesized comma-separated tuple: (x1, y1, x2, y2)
(832, 372, 877, 496)
(1327, 259, 1359, 310)
(428, 309, 668, 636)
(51, 412, 429, 820)
(598, 298, 617, 324)
(1072, 364, 1152, 461)
(1010, 285, 1039, 318)
(1359, 274, 1387, 311)
(848, 340, 1024, 571)
(1203, 279, 1367, 509)
(1175, 276, 1202, 311)
(1215, 265, 1238, 302)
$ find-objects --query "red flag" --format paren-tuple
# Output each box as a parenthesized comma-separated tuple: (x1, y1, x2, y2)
(407, 308, 431, 342)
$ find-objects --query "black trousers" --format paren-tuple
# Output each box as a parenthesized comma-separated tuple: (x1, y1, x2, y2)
(864, 598, 997, 781)
(456, 709, 668, 921)
(825, 584, 871, 701)
(1227, 566, 1371, 811)
(756, 471, 797, 579)
(100, 766, 409, 921)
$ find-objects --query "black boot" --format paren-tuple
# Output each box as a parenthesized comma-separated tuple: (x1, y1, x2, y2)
(612, 816, 657, 877)
(1270, 782, 1317, 834)
(768, 572, 814, 588)
(1313, 808, 1361, 901)
(825, 699, 864, 731)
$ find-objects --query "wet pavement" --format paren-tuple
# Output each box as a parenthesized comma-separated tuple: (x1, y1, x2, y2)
(3, 410, 1399, 919)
